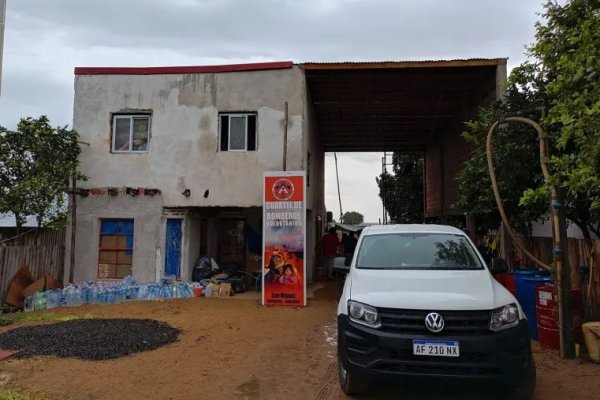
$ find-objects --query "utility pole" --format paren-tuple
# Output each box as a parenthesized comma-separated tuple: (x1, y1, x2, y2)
(0, 0, 6, 95)
(334, 152, 343, 222)
(381, 153, 386, 224)
(381, 152, 393, 224)
(551, 189, 575, 358)
(283, 102, 288, 171)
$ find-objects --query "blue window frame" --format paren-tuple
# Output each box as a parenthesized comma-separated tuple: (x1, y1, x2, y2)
(98, 219, 134, 279)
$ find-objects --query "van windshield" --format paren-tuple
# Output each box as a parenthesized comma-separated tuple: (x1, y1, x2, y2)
(355, 233, 484, 270)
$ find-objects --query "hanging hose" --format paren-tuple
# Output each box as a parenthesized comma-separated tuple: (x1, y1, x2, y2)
(486, 117, 553, 271)
(488, 116, 578, 358)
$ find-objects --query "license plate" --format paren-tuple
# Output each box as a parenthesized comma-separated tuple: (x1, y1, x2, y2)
(413, 340, 459, 357)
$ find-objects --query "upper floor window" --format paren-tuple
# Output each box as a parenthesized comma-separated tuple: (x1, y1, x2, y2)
(112, 114, 150, 153)
(220, 113, 257, 152)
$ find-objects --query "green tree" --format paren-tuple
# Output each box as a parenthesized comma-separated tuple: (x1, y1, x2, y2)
(376, 152, 424, 224)
(455, 0, 600, 239)
(532, 0, 600, 221)
(0, 116, 85, 240)
(341, 211, 364, 225)
(455, 69, 549, 235)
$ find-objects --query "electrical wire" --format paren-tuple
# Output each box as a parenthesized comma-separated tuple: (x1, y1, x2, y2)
(334, 152, 343, 222)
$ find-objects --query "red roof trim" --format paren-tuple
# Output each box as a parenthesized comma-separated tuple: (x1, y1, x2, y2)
(74, 61, 294, 76)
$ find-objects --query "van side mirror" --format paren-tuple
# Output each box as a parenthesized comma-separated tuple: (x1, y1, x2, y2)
(344, 254, 352, 267)
(488, 258, 508, 274)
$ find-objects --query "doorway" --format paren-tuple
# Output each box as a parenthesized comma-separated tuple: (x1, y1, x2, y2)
(165, 218, 182, 277)
(217, 219, 246, 268)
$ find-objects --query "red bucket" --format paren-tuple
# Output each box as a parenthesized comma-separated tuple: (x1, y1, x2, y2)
(495, 273, 517, 297)
(194, 286, 203, 297)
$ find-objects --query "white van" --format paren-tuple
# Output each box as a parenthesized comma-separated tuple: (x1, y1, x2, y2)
(337, 224, 535, 399)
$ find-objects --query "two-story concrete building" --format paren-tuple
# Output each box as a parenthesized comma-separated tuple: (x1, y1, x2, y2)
(68, 59, 507, 285)
(69, 61, 324, 284)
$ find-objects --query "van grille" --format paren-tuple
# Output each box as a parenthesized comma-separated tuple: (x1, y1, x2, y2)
(377, 308, 492, 336)
(374, 362, 502, 376)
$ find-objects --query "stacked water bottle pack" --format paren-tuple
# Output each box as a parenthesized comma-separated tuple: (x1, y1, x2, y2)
(23, 276, 196, 312)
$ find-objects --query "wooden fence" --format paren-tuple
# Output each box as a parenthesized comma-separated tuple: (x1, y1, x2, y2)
(0, 228, 65, 247)
(514, 237, 600, 320)
(0, 229, 66, 303)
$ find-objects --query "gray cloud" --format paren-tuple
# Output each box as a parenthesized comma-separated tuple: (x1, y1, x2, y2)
(9, 0, 540, 62)
(1, 0, 545, 217)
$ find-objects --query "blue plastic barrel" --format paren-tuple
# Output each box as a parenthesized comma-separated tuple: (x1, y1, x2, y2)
(514, 269, 550, 303)
(520, 275, 554, 339)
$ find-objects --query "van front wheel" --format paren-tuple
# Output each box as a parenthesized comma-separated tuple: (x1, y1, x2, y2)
(504, 364, 536, 400)
(338, 357, 367, 396)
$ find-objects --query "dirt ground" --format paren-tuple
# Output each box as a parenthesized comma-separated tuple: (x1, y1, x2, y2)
(0, 282, 599, 400)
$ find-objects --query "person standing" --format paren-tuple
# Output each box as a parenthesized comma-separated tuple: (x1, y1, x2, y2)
(322, 227, 340, 279)
(344, 232, 358, 266)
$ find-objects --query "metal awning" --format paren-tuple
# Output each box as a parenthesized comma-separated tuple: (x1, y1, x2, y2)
(303, 59, 505, 152)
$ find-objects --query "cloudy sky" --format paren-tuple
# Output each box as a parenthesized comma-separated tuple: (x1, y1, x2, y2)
(0, 0, 545, 222)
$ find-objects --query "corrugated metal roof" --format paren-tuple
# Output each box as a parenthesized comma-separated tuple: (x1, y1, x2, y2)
(303, 58, 506, 64)
(302, 58, 507, 70)
(305, 59, 501, 152)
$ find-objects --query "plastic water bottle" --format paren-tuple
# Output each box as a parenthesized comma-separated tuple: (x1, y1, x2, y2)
(65, 287, 81, 307)
(90, 287, 98, 305)
(59, 291, 67, 307)
(24, 295, 34, 312)
(204, 284, 213, 298)
(46, 290, 60, 309)
(74, 288, 83, 307)
(64, 288, 73, 307)
(33, 291, 47, 311)
(122, 275, 135, 286)
(106, 289, 114, 304)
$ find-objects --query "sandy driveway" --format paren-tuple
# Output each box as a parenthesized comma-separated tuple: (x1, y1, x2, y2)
(0, 283, 598, 400)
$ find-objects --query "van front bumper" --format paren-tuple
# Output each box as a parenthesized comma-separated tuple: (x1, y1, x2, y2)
(337, 314, 533, 384)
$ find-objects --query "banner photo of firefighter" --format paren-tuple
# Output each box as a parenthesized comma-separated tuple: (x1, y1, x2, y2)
(262, 172, 306, 306)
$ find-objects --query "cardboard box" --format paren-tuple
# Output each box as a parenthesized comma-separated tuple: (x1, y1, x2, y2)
(205, 282, 219, 297)
(204, 282, 233, 297)
(218, 283, 232, 297)
(21, 275, 63, 297)
(5, 266, 34, 309)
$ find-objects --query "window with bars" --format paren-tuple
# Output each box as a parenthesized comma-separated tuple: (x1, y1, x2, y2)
(112, 114, 151, 153)
(98, 219, 134, 279)
(219, 113, 257, 151)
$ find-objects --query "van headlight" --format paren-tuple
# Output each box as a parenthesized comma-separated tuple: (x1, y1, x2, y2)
(348, 300, 381, 328)
(489, 303, 520, 332)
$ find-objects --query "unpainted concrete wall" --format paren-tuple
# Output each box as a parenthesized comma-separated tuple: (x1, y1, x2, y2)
(69, 66, 327, 284)
(73, 67, 306, 207)
(302, 78, 326, 283)
(69, 195, 163, 284)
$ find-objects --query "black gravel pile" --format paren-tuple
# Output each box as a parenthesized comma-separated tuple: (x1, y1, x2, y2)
(0, 318, 181, 361)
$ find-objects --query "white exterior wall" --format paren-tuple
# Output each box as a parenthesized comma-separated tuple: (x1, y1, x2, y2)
(531, 219, 599, 240)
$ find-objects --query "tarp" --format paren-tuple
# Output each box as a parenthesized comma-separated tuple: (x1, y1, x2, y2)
(334, 222, 369, 233)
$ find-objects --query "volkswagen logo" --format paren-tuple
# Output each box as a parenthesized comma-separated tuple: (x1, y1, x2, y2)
(425, 312, 445, 333)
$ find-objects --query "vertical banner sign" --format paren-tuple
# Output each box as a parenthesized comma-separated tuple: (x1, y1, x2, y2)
(263, 171, 306, 306)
